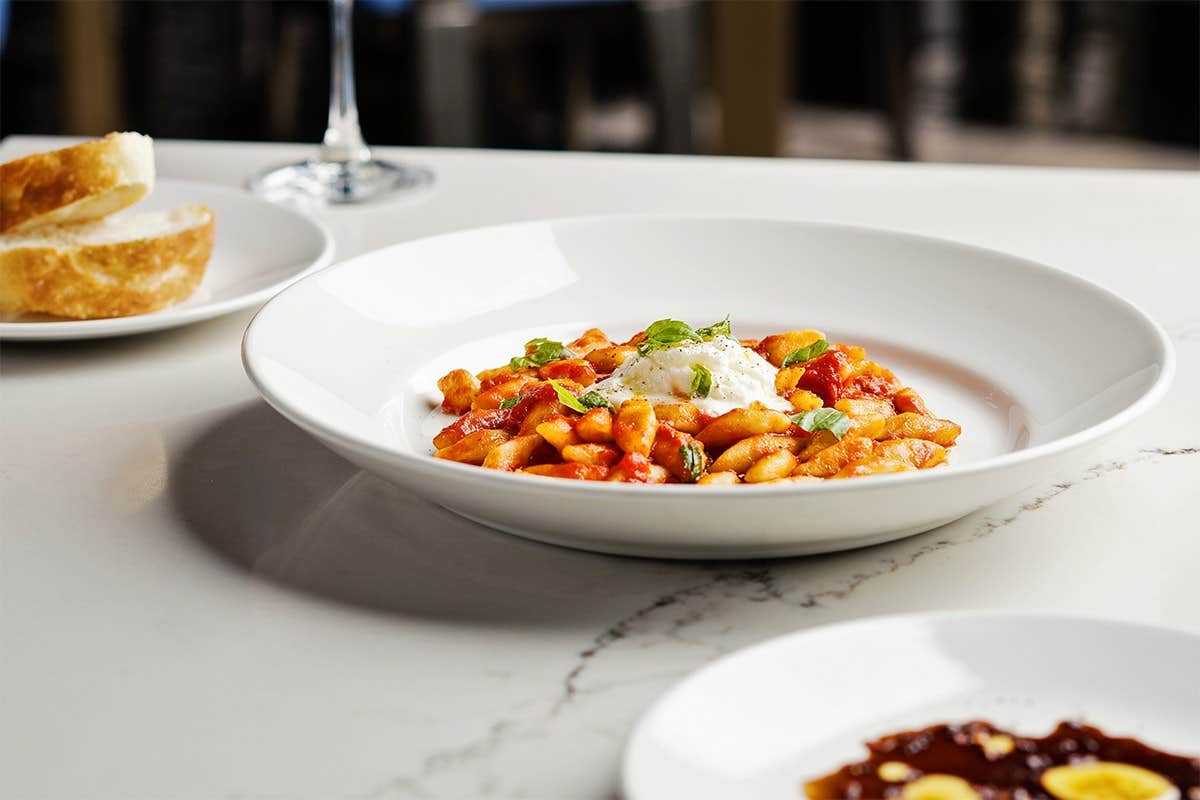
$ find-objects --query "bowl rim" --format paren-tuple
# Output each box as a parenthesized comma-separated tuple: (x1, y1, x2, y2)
(242, 213, 1176, 497)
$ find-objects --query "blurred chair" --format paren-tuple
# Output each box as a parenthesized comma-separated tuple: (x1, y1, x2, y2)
(639, 0, 700, 153)
(721, 0, 916, 160)
(713, 0, 791, 157)
(414, 0, 699, 152)
(415, 0, 478, 146)
(60, 0, 123, 135)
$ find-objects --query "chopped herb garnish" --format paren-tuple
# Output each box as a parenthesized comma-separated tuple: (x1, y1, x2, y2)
(577, 391, 613, 410)
(690, 363, 713, 398)
(546, 378, 588, 413)
(637, 316, 733, 355)
(510, 337, 571, 370)
(695, 315, 731, 339)
(790, 407, 851, 439)
(781, 338, 830, 368)
(500, 395, 522, 409)
(679, 441, 706, 482)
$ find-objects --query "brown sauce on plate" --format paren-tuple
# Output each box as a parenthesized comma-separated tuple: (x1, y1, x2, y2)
(805, 721, 1200, 800)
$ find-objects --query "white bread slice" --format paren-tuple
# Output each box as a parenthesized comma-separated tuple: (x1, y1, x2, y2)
(0, 204, 215, 319)
(0, 132, 155, 234)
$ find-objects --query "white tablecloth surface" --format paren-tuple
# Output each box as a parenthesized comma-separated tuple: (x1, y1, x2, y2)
(2, 137, 1198, 799)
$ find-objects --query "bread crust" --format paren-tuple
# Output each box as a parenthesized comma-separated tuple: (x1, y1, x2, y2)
(0, 207, 215, 319)
(1, 132, 154, 234)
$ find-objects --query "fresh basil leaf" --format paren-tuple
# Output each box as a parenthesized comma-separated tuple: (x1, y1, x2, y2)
(500, 395, 522, 409)
(690, 363, 713, 398)
(790, 407, 851, 439)
(577, 391, 613, 410)
(781, 339, 830, 368)
(546, 378, 588, 413)
(637, 319, 701, 355)
(695, 316, 731, 339)
(510, 337, 571, 370)
(636, 317, 734, 355)
(679, 441, 706, 482)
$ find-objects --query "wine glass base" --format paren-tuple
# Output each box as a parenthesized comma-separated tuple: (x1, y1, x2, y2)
(248, 158, 433, 205)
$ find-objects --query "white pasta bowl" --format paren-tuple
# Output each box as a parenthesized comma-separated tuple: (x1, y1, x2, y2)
(242, 216, 1173, 558)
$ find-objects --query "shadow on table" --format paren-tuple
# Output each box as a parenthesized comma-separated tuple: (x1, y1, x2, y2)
(170, 401, 722, 626)
(0, 310, 251, 376)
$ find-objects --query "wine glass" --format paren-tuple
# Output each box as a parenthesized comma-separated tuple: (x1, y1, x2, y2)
(248, 0, 432, 204)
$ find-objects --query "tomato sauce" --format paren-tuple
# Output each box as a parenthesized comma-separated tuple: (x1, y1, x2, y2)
(438, 408, 511, 444)
(794, 351, 851, 406)
(846, 372, 898, 398)
(614, 452, 653, 483)
(539, 358, 597, 386)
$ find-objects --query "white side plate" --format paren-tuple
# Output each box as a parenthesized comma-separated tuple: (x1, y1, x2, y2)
(0, 179, 333, 340)
(242, 216, 1173, 558)
(623, 611, 1200, 799)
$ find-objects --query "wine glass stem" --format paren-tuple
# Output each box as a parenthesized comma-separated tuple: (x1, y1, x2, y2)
(320, 0, 371, 164)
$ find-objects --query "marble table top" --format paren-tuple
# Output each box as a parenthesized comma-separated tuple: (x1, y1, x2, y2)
(2, 137, 1198, 800)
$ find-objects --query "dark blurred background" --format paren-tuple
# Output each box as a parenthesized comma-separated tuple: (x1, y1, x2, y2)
(2, 0, 1197, 168)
